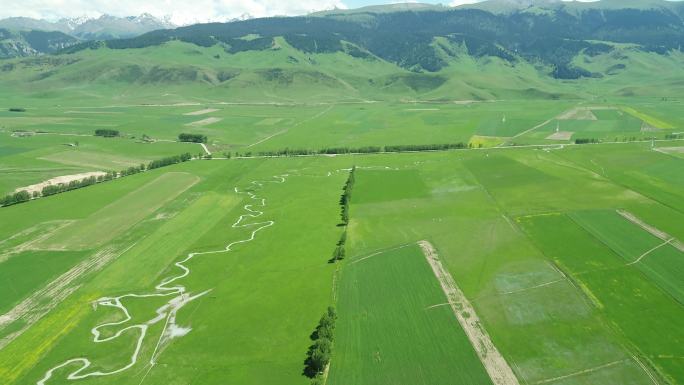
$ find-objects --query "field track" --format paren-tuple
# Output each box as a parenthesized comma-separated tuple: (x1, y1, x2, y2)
(36, 174, 289, 385)
(246, 104, 334, 148)
(617, 210, 684, 253)
(419, 241, 520, 385)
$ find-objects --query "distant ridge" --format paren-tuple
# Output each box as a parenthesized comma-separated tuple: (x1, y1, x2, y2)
(0, 13, 176, 40)
(1, 0, 684, 102)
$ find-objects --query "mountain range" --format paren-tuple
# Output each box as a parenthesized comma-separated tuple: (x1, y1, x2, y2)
(0, 13, 176, 58)
(66, 0, 684, 77)
(1, 0, 684, 103)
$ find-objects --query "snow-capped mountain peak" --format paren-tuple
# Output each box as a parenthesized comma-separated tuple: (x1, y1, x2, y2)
(59, 15, 94, 30)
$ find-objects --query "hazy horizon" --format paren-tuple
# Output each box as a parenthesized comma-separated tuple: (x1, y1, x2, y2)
(5, 0, 682, 26)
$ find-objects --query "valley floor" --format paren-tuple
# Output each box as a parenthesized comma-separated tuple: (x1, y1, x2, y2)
(0, 138, 683, 384)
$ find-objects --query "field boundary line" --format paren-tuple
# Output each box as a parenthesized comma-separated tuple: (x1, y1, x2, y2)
(199, 143, 211, 156)
(631, 355, 660, 385)
(509, 118, 554, 140)
(349, 243, 413, 265)
(419, 240, 520, 385)
(228, 138, 684, 160)
(617, 210, 684, 253)
(628, 239, 674, 265)
(425, 302, 456, 310)
(499, 279, 565, 295)
(531, 360, 625, 385)
(246, 104, 334, 148)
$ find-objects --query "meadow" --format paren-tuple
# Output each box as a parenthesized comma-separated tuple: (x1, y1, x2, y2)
(2, 131, 684, 385)
(3, 95, 682, 198)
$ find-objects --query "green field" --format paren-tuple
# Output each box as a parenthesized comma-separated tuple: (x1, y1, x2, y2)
(328, 244, 491, 385)
(570, 210, 684, 304)
(2, 113, 684, 385)
(2, 11, 684, 384)
(519, 212, 684, 384)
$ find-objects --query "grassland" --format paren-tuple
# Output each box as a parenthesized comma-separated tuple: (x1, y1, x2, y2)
(1, 123, 684, 385)
(3, 96, 682, 198)
(0, 158, 345, 385)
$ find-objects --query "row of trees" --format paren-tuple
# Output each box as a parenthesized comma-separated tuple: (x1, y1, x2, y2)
(319, 146, 382, 155)
(340, 166, 355, 225)
(330, 231, 346, 263)
(256, 148, 316, 157)
(119, 165, 145, 177)
(384, 143, 467, 152)
(9, 107, 26, 112)
(235, 143, 469, 159)
(1, 152, 194, 208)
(41, 173, 115, 197)
(575, 138, 600, 144)
(304, 307, 337, 382)
(328, 167, 355, 265)
(148, 153, 193, 169)
(95, 129, 120, 137)
(178, 133, 208, 143)
(0, 190, 31, 207)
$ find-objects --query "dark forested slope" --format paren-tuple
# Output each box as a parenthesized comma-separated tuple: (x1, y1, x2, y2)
(59, 0, 684, 78)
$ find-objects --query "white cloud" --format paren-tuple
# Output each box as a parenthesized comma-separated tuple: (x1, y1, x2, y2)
(0, 0, 348, 25)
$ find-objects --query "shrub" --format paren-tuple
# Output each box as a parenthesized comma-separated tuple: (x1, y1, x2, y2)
(95, 129, 120, 137)
(178, 133, 207, 143)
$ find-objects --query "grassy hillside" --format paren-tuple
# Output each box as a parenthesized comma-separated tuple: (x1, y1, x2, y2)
(1, 38, 683, 106)
(0, 0, 682, 104)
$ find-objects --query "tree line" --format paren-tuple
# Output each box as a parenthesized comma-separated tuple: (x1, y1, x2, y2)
(303, 168, 355, 381)
(574, 138, 600, 144)
(148, 153, 192, 169)
(328, 167, 355, 265)
(1, 152, 193, 208)
(41, 173, 115, 197)
(95, 129, 120, 137)
(340, 166, 355, 226)
(233, 143, 468, 159)
(178, 133, 208, 143)
(304, 307, 337, 383)
(330, 230, 346, 263)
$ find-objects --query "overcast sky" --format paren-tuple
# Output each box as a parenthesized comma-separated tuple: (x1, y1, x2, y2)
(0, 0, 680, 25)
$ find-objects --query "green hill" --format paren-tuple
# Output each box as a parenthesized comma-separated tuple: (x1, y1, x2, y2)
(1, 0, 684, 103)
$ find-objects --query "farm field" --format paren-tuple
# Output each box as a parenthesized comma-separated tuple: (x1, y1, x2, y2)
(518, 212, 684, 384)
(338, 148, 673, 385)
(0, 158, 346, 385)
(3, 97, 683, 196)
(1, 109, 684, 385)
(569, 210, 684, 304)
(328, 244, 492, 385)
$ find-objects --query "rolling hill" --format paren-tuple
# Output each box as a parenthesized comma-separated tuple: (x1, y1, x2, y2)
(1, 0, 683, 103)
